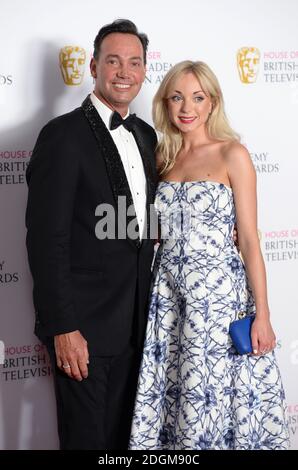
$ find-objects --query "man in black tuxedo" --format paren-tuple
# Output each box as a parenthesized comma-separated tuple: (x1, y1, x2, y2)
(26, 19, 157, 449)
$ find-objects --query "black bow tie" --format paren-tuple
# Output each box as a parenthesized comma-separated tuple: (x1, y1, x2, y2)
(110, 111, 136, 132)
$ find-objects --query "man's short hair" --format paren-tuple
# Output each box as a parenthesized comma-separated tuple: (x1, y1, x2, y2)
(93, 19, 149, 64)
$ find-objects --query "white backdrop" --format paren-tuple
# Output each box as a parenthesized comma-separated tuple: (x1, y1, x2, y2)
(0, 0, 297, 450)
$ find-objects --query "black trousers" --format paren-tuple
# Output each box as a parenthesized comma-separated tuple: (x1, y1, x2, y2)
(48, 344, 142, 450)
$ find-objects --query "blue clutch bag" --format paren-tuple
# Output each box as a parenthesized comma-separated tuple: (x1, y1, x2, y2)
(229, 313, 255, 355)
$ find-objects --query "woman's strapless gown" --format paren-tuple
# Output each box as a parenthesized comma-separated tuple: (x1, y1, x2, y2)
(130, 181, 289, 450)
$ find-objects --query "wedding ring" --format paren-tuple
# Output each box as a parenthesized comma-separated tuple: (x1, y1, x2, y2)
(62, 364, 71, 369)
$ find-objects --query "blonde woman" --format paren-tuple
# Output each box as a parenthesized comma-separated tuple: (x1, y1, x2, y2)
(130, 61, 289, 450)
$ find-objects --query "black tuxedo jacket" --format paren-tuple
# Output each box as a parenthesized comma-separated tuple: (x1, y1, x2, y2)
(26, 95, 158, 355)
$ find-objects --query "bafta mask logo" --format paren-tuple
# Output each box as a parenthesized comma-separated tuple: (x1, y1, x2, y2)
(237, 47, 260, 83)
(59, 46, 86, 86)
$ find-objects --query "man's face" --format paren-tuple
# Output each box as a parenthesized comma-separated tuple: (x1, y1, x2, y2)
(60, 47, 86, 85)
(90, 33, 146, 115)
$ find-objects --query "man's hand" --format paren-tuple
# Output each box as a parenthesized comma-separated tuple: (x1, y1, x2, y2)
(54, 330, 89, 381)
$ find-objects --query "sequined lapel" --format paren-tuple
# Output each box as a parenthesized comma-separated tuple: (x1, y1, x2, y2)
(81, 95, 140, 248)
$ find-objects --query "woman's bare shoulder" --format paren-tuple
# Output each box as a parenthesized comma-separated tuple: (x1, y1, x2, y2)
(222, 141, 250, 161)
(155, 152, 164, 171)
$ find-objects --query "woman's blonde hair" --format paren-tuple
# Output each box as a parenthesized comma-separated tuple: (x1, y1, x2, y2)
(153, 60, 240, 174)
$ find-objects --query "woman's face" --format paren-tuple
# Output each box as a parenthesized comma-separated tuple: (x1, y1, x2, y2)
(166, 72, 213, 134)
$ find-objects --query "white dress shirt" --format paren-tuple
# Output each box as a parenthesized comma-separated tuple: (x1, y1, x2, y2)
(90, 92, 147, 240)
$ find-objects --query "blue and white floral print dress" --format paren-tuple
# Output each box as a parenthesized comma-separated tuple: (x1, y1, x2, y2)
(130, 181, 289, 450)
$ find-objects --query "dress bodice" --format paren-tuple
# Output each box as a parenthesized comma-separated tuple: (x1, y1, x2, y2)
(155, 181, 236, 258)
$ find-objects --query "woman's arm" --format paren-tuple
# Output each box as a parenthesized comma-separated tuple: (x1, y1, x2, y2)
(225, 142, 276, 356)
